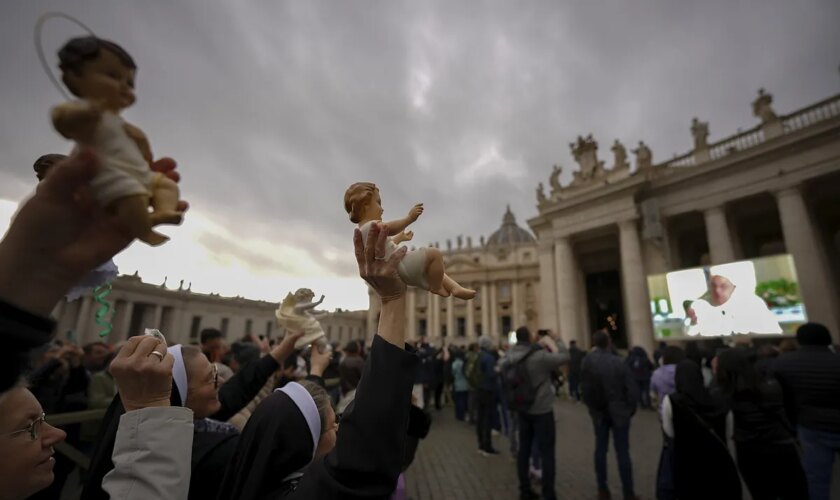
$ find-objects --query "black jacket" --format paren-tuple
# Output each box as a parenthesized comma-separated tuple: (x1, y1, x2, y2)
(580, 348, 638, 427)
(1, 299, 55, 393)
(772, 346, 840, 433)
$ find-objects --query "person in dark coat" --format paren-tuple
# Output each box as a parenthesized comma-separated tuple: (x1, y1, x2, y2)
(772, 322, 840, 500)
(580, 331, 640, 500)
(625, 346, 654, 409)
(715, 349, 807, 499)
(567, 340, 585, 402)
(662, 360, 740, 500)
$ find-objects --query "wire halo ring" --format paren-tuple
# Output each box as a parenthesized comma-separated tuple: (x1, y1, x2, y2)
(34, 12, 97, 100)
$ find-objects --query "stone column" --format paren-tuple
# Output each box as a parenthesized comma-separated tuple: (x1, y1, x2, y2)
(75, 296, 93, 340)
(168, 308, 184, 344)
(511, 280, 521, 329)
(489, 283, 499, 339)
(117, 301, 134, 339)
(430, 293, 440, 339)
(538, 242, 559, 332)
(51, 300, 66, 323)
(776, 187, 840, 341)
(554, 237, 581, 345)
(576, 269, 591, 347)
(151, 304, 163, 329)
(446, 295, 455, 339)
(703, 206, 736, 264)
(480, 283, 490, 337)
(407, 288, 418, 340)
(618, 219, 655, 352)
(466, 293, 476, 339)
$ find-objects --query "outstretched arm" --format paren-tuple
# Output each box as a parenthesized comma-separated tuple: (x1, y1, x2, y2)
(294, 294, 325, 313)
(384, 203, 423, 236)
(291, 223, 414, 498)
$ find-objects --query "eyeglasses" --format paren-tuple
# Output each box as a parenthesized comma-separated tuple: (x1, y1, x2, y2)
(2, 413, 47, 441)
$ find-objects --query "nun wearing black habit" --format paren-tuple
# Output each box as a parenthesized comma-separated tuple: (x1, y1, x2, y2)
(217, 223, 421, 500)
(83, 330, 305, 500)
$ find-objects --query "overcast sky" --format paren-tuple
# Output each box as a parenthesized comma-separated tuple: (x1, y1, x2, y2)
(1, 1, 838, 310)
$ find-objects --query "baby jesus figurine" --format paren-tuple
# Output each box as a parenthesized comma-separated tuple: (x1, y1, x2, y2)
(276, 288, 328, 349)
(51, 36, 183, 246)
(344, 182, 476, 300)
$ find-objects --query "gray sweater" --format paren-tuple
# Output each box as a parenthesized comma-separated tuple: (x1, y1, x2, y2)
(501, 341, 569, 415)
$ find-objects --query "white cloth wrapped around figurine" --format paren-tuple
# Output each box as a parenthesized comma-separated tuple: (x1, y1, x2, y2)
(275, 288, 327, 349)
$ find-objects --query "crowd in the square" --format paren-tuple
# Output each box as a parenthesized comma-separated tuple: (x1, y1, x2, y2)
(421, 320, 838, 500)
(2, 153, 839, 500)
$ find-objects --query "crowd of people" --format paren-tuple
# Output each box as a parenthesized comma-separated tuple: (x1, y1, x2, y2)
(1, 150, 839, 500)
(406, 321, 838, 500)
(0, 151, 431, 500)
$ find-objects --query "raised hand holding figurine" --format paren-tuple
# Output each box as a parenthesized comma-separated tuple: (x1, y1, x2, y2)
(51, 35, 185, 246)
(344, 182, 475, 300)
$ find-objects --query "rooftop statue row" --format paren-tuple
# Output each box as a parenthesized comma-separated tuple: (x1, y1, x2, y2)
(537, 88, 790, 207)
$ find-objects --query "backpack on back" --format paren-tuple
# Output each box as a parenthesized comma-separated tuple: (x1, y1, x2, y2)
(465, 352, 483, 389)
(504, 348, 542, 412)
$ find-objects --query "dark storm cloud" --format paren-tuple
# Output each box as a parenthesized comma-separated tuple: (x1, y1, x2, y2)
(1, 0, 838, 275)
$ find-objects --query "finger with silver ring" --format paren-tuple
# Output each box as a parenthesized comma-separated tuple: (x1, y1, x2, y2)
(149, 350, 165, 361)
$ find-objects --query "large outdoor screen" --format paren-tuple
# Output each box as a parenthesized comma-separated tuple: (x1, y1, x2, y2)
(646, 254, 807, 339)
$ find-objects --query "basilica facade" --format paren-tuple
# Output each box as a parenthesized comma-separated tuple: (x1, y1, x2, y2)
(391, 88, 840, 348)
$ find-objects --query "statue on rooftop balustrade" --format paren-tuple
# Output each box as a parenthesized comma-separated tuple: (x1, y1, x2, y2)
(752, 88, 778, 123)
(611, 139, 629, 170)
(633, 141, 653, 171)
(691, 117, 709, 150)
(536, 182, 547, 204)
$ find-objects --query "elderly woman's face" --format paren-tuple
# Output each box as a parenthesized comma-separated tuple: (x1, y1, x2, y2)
(0, 387, 66, 500)
(185, 353, 222, 419)
(710, 276, 735, 305)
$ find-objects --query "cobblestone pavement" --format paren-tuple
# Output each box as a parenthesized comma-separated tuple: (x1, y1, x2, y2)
(406, 399, 662, 500)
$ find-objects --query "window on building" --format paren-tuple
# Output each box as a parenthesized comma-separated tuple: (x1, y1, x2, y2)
(189, 316, 202, 340)
(338, 326, 344, 337)
(523, 252, 532, 260)
(327, 325, 333, 337)
(221, 317, 229, 336)
(457, 317, 466, 337)
(499, 282, 512, 301)
(441, 325, 447, 338)
(245, 319, 253, 335)
(265, 321, 273, 337)
(419, 319, 427, 336)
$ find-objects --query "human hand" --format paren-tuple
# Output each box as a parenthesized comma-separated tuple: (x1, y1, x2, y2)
(249, 334, 270, 354)
(270, 331, 306, 363)
(687, 307, 698, 325)
(309, 342, 331, 377)
(109, 335, 173, 412)
(0, 151, 187, 316)
(61, 344, 84, 368)
(354, 223, 407, 304)
(407, 203, 424, 222)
